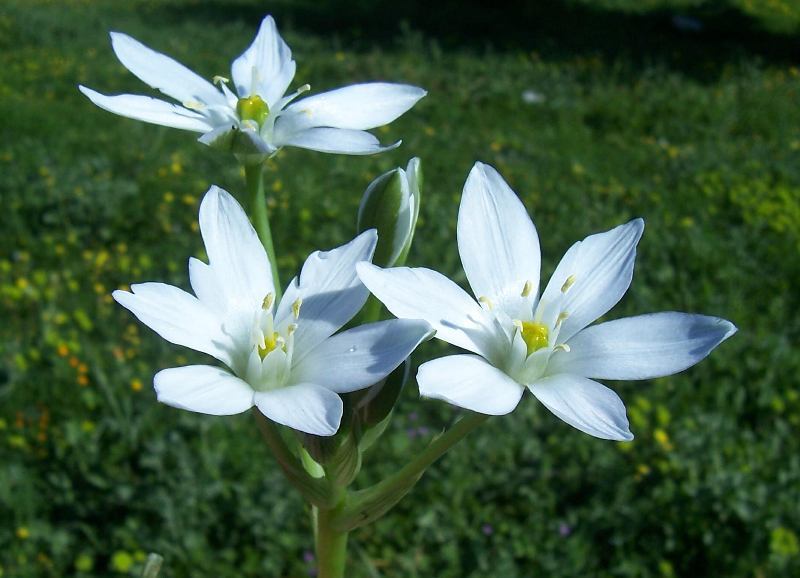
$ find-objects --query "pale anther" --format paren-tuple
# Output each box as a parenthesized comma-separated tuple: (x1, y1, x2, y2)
(182, 100, 205, 111)
(292, 298, 303, 319)
(262, 293, 274, 310)
(556, 311, 570, 325)
(561, 275, 577, 293)
(521, 280, 533, 297)
(478, 296, 494, 310)
(212, 75, 230, 86)
(554, 343, 571, 352)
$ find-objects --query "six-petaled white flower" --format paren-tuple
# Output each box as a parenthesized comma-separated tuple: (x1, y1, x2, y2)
(114, 186, 432, 436)
(79, 16, 426, 156)
(358, 162, 737, 441)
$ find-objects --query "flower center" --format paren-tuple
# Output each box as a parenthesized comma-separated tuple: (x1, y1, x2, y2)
(258, 330, 283, 359)
(519, 321, 549, 355)
(236, 95, 270, 126)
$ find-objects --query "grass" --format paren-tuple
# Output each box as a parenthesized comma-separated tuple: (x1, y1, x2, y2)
(1, 0, 799, 576)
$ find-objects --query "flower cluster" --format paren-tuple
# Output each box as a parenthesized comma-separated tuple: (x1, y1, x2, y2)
(82, 13, 737, 577)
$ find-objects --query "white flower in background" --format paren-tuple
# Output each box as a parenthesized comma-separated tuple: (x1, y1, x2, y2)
(114, 186, 432, 436)
(79, 16, 426, 156)
(358, 162, 736, 441)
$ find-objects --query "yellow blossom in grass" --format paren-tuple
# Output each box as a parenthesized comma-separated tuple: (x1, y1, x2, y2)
(57, 343, 69, 357)
(77, 375, 89, 387)
(131, 379, 143, 392)
(81, 421, 95, 433)
(654, 428, 674, 452)
(74, 553, 94, 572)
(16, 527, 30, 540)
(111, 551, 134, 573)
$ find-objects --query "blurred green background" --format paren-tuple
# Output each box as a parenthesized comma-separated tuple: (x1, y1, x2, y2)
(1, 0, 799, 576)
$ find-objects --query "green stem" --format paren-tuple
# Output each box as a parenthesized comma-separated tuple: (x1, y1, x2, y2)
(315, 503, 349, 578)
(244, 162, 281, 302)
(334, 412, 488, 531)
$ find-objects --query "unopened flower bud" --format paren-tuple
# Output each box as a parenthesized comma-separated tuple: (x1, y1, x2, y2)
(357, 158, 422, 268)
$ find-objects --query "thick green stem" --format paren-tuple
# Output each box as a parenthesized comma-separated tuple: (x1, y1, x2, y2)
(244, 162, 281, 302)
(315, 504, 349, 578)
(334, 412, 488, 531)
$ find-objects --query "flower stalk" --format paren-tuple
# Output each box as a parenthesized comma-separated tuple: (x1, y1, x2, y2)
(315, 502, 349, 578)
(244, 162, 281, 302)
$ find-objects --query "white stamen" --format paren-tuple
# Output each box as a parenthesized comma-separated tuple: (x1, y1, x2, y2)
(561, 275, 576, 293)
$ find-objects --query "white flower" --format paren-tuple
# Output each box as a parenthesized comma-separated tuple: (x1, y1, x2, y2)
(114, 186, 432, 436)
(357, 162, 737, 441)
(79, 16, 426, 156)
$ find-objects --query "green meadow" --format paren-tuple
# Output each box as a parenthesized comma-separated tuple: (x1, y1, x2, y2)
(1, 0, 799, 576)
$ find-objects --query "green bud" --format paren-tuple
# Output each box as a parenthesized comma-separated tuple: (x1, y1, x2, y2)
(357, 158, 422, 268)
(236, 95, 270, 126)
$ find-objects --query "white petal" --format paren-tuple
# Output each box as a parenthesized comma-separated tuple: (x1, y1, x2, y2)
(548, 312, 737, 380)
(109, 32, 227, 106)
(530, 374, 632, 441)
(458, 162, 541, 307)
(231, 15, 296, 105)
(78, 87, 213, 132)
(273, 126, 399, 155)
(188, 257, 226, 314)
(154, 365, 254, 415)
(281, 83, 426, 131)
(540, 219, 644, 342)
(417, 355, 524, 415)
(198, 186, 274, 313)
(357, 262, 505, 360)
(279, 230, 378, 358)
(291, 319, 433, 393)
(113, 283, 231, 365)
(254, 383, 343, 436)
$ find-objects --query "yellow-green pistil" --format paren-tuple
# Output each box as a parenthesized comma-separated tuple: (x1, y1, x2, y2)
(237, 95, 270, 126)
(519, 321, 549, 355)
